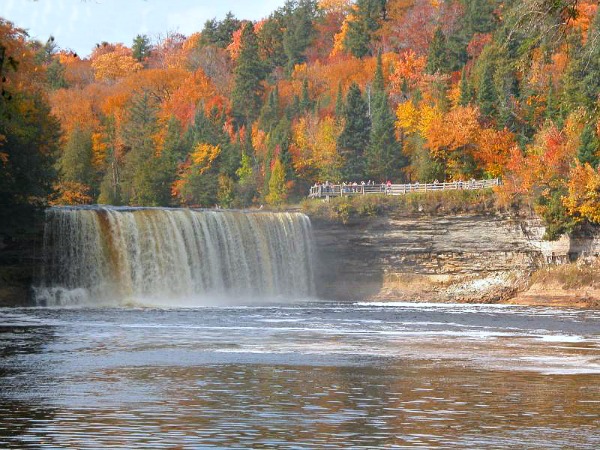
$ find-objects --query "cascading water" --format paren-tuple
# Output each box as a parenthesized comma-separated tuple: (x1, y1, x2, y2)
(34, 207, 315, 306)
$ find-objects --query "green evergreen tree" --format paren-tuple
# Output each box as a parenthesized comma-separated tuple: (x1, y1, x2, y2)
(544, 78, 558, 122)
(578, 124, 600, 168)
(266, 157, 287, 206)
(148, 117, 187, 206)
(337, 82, 371, 180)
(366, 54, 401, 181)
(46, 58, 67, 90)
(58, 126, 95, 192)
(259, 86, 280, 130)
(458, 68, 473, 106)
(120, 92, 160, 205)
(0, 91, 59, 235)
(426, 27, 448, 74)
(232, 23, 265, 126)
(564, 11, 600, 112)
(282, 0, 317, 73)
(344, 0, 386, 58)
(299, 78, 313, 113)
(335, 82, 344, 119)
(257, 15, 287, 71)
(132, 34, 151, 62)
(477, 63, 497, 119)
(200, 12, 241, 48)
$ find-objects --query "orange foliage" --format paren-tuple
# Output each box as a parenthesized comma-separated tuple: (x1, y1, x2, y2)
(474, 128, 515, 178)
(49, 85, 105, 136)
(51, 181, 93, 205)
(389, 49, 426, 94)
(161, 69, 224, 127)
(427, 105, 480, 159)
(570, 1, 598, 42)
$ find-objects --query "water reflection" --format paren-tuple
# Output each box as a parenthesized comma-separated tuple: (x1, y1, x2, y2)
(0, 304, 598, 448)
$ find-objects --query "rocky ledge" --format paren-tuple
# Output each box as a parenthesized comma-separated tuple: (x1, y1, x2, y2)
(309, 213, 599, 306)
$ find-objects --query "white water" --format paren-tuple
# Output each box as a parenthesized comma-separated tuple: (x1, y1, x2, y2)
(35, 207, 315, 306)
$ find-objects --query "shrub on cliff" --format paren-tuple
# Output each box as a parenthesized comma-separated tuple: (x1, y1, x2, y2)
(301, 189, 502, 222)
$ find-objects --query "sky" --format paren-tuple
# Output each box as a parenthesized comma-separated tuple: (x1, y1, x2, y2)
(0, 0, 287, 57)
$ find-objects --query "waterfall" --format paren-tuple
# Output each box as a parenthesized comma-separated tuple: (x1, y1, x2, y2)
(34, 207, 315, 306)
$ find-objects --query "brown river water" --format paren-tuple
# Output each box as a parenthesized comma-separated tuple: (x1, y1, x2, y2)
(0, 301, 598, 448)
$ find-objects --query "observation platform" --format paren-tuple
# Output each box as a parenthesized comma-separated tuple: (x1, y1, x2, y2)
(308, 178, 500, 199)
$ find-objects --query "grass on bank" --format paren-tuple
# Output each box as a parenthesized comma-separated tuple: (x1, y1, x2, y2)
(530, 262, 600, 290)
(300, 189, 506, 223)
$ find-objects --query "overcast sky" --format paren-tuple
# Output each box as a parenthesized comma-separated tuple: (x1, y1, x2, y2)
(0, 0, 286, 57)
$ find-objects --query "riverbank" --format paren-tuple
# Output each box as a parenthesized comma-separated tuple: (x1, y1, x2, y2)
(304, 193, 600, 309)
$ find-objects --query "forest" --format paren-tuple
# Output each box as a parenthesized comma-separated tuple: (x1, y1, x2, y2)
(1, 0, 599, 240)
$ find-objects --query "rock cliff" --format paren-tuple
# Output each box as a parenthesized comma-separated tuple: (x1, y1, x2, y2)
(309, 213, 587, 302)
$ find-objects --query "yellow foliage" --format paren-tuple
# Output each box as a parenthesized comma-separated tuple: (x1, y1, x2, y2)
(395, 101, 419, 134)
(290, 115, 343, 181)
(418, 103, 443, 137)
(91, 46, 143, 81)
(564, 163, 600, 224)
(191, 143, 221, 175)
(91, 132, 109, 169)
(318, 0, 352, 13)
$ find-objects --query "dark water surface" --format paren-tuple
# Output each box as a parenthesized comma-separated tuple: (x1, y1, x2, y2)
(0, 302, 598, 448)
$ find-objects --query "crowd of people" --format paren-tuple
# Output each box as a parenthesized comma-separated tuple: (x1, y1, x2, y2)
(312, 180, 393, 194)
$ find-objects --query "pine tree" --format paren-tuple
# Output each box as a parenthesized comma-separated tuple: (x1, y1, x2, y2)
(299, 78, 313, 113)
(120, 91, 160, 205)
(283, 0, 317, 73)
(132, 34, 151, 62)
(344, 0, 386, 58)
(58, 127, 94, 190)
(477, 63, 497, 119)
(232, 23, 265, 126)
(578, 124, 600, 168)
(426, 28, 448, 74)
(335, 82, 344, 119)
(337, 82, 371, 180)
(46, 58, 67, 90)
(366, 54, 402, 181)
(266, 157, 287, 206)
(259, 86, 281, 130)
(565, 10, 600, 112)
(459, 68, 472, 106)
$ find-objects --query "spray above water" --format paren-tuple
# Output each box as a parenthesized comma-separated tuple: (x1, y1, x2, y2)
(35, 207, 315, 306)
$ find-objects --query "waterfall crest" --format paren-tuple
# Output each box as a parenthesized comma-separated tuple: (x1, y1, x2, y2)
(35, 207, 315, 306)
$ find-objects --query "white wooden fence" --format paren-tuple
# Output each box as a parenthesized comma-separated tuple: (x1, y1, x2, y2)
(308, 178, 500, 198)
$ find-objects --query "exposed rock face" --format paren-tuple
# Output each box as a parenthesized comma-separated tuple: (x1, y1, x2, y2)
(310, 213, 549, 302)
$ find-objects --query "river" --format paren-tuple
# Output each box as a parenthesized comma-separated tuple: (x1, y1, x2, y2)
(0, 302, 598, 448)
